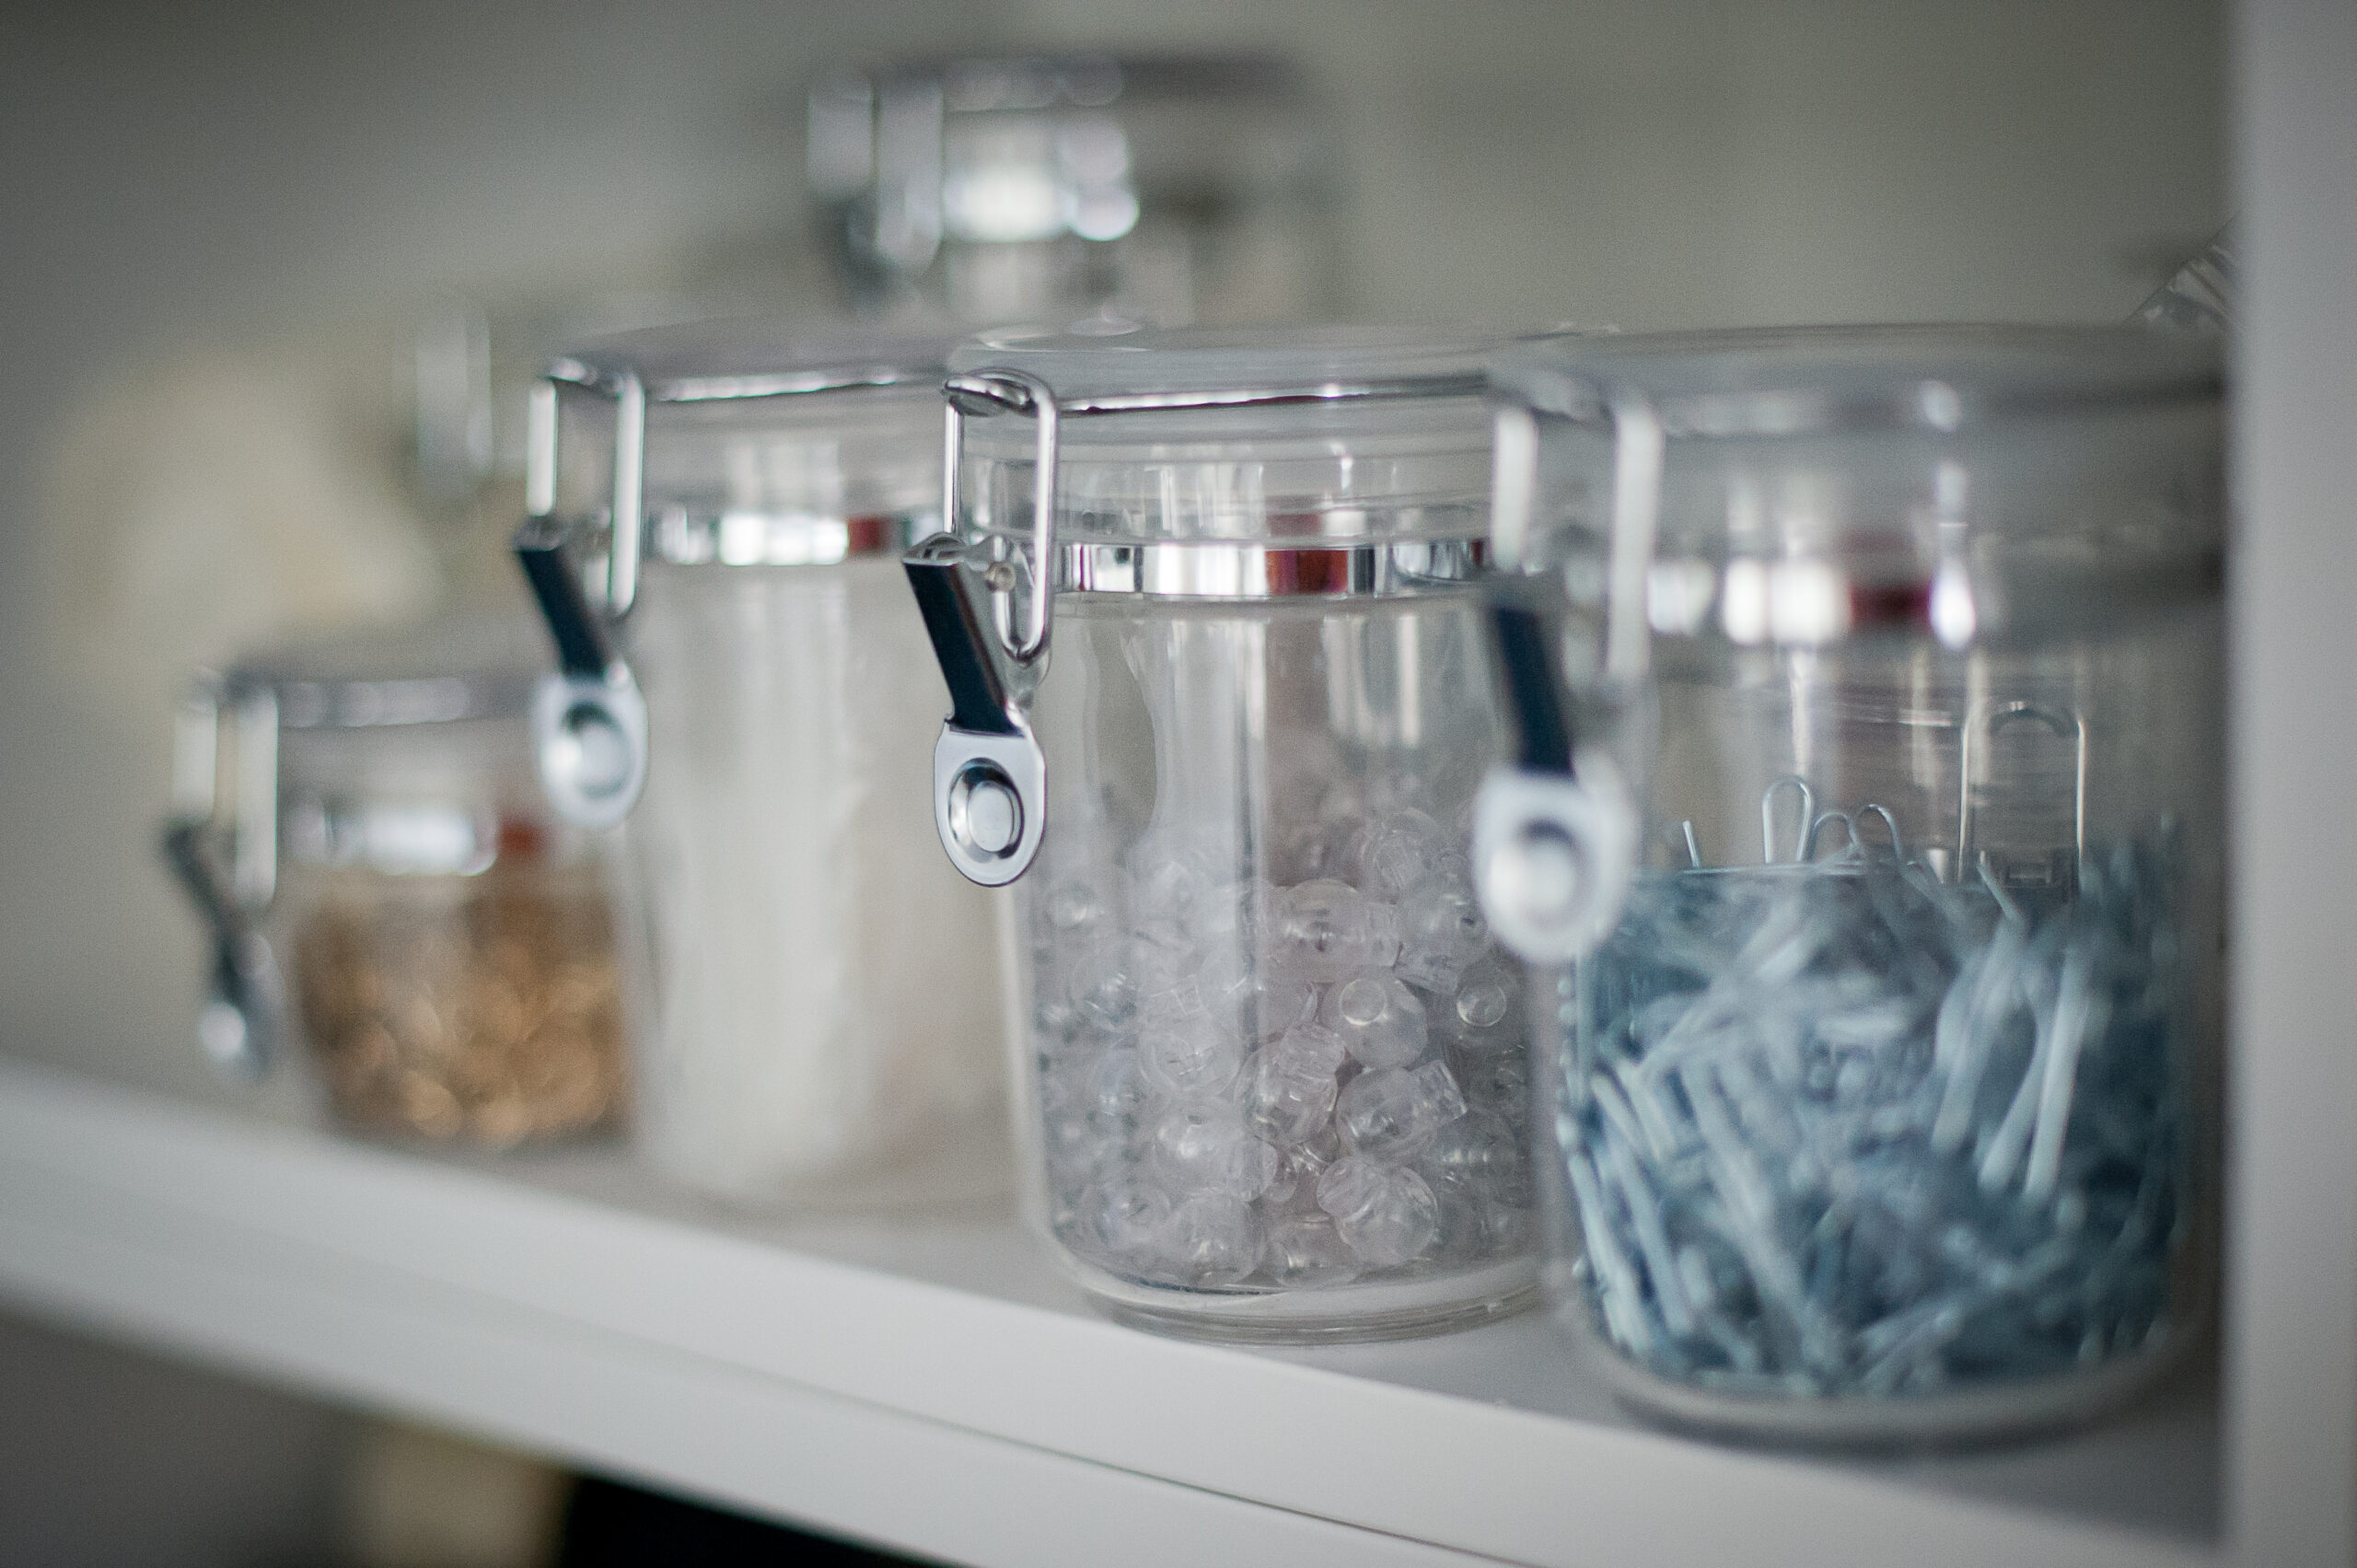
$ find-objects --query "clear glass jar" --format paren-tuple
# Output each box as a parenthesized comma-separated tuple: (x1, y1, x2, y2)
(519, 319, 1007, 1206)
(165, 616, 626, 1144)
(911, 325, 1538, 1340)
(809, 54, 1333, 327)
(1474, 326, 2224, 1444)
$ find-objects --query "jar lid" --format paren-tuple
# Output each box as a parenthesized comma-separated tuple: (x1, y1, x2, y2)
(223, 615, 546, 729)
(949, 323, 1497, 552)
(1491, 326, 2224, 649)
(540, 317, 959, 579)
(1492, 324, 2221, 440)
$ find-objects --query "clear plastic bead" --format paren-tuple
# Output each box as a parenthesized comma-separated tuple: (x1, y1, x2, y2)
(1356, 807, 1445, 900)
(1197, 946, 1319, 1042)
(1086, 1048, 1155, 1126)
(1089, 1180, 1171, 1261)
(1273, 879, 1400, 983)
(1136, 1016, 1246, 1101)
(1162, 1193, 1262, 1285)
(1243, 1040, 1342, 1145)
(1422, 1107, 1530, 1206)
(1316, 1155, 1441, 1269)
(1148, 1101, 1280, 1199)
(1067, 939, 1140, 1033)
(1337, 1060, 1466, 1161)
(1320, 970, 1430, 1069)
(1393, 873, 1491, 994)
(1262, 1211, 1361, 1287)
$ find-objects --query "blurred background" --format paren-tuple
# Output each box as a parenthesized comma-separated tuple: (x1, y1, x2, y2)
(0, 0, 2224, 1562)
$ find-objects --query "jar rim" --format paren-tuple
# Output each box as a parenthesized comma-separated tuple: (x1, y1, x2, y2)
(222, 616, 544, 730)
(1493, 324, 2223, 440)
(550, 315, 959, 406)
(948, 322, 1508, 410)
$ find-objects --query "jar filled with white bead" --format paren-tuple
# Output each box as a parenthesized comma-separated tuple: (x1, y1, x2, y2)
(907, 325, 1538, 1340)
(519, 319, 1008, 1206)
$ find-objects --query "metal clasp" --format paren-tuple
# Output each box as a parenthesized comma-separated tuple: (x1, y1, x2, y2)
(514, 515, 649, 830)
(161, 676, 285, 1080)
(1471, 578, 1636, 964)
(517, 362, 650, 829)
(906, 367, 1060, 886)
(1471, 393, 1655, 964)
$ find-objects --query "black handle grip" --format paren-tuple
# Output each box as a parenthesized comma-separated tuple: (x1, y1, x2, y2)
(1484, 589, 1578, 777)
(515, 517, 614, 680)
(904, 533, 1022, 738)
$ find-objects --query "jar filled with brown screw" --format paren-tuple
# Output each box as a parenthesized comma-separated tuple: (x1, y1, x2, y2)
(165, 616, 626, 1145)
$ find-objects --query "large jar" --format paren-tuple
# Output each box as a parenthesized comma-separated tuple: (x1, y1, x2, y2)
(517, 319, 1006, 1206)
(1473, 327, 2224, 1444)
(809, 53, 1332, 327)
(910, 326, 1538, 1341)
(164, 617, 626, 1144)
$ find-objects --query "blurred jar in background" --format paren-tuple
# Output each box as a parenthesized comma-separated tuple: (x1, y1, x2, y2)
(164, 616, 626, 1146)
(809, 53, 1337, 327)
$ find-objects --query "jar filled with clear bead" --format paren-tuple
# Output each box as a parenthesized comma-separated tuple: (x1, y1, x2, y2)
(928, 325, 1543, 1341)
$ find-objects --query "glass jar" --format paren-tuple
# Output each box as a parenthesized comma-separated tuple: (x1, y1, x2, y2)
(1473, 327, 2224, 1444)
(517, 319, 1007, 1206)
(809, 53, 1333, 327)
(164, 616, 626, 1144)
(910, 325, 1538, 1341)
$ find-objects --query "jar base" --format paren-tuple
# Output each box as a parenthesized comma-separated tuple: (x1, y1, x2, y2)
(1569, 1306, 2209, 1453)
(1061, 1253, 1540, 1345)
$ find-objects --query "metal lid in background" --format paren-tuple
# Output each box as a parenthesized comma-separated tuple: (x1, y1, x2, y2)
(810, 52, 1331, 326)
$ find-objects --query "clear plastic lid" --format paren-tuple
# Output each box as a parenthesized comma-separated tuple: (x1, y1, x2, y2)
(225, 614, 547, 729)
(542, 317, 960, 568)
(949, 322, 1495, 546)
(1491, 325, 2224, 644)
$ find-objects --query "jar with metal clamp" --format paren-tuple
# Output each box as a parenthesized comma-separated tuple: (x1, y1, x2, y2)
(907, 325, 1538, 1340)
(1472, 327, 2224, 1444)
(517, 319, 1007, 1207)
(808, 53, 1333, 327)
(163, 616, 627, 1144)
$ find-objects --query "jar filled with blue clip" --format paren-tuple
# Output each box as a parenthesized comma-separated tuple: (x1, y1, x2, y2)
(1493, 326, 2225, 1446)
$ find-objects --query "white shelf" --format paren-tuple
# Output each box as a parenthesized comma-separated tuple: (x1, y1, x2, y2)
(0, 1059, 2218, 1568)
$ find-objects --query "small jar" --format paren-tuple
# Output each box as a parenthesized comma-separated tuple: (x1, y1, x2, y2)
(1474, 327, 2223, 1444)
(518, 319, 1006, 1206)
(809, 53, 1333, 327)
(165, 617, 626, 1144)
(911, 325, 1538, 1341)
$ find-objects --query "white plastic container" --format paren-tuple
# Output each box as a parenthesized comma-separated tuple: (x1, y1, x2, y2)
(519, 319, 1007, 1206)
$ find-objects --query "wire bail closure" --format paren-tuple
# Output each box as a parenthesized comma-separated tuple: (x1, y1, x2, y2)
(905, 368, 1061, 888)
(160, 676, 285, 1081)
(1472, 390, 1655, 965)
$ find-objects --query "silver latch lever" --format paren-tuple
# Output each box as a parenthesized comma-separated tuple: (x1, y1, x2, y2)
(905, 532, 1047, 887)
(516, 516, 649, 830)
(1472, 585, 1636, 965)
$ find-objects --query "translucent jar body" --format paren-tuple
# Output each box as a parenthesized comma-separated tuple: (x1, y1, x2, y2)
(271, 714, 625, 1145)
(621, 558, 1007, 1204)
(1015, 592, 1538, 1341)
(1550, 610, 2221, 1444)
